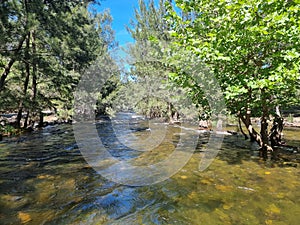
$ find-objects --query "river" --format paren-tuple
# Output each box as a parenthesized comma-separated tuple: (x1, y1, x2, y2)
(0, 113, 299, 224)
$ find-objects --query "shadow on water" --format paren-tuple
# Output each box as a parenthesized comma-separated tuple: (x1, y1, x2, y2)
(0, 113, 299, 224)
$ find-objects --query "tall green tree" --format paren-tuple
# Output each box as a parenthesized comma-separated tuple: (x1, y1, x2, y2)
(121, 0, 197, 122)
(0, 0, 115, 128)
(166, 0, 300, 157)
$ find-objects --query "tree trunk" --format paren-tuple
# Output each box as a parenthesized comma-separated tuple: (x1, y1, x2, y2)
(260, 108, 269, 159)
(238, 117, 248, 139)
(269, 106, 284, 148)
(24, 110, 30, 128)
(32, 31, 37, 101)
(30, 30, 39, 128)
(269, 106, 284, 159)
(168, 102, 179, 124)
(16, 106, 23, 129)
(14, 0, 31, 127)
(38, 112, 44, 128)
(239, 91, 274, 159)
(239, 112, 273, 160)
(16, 33, 31, 128)
(245, 108, 256, 142)
(0, 32, 28, 91)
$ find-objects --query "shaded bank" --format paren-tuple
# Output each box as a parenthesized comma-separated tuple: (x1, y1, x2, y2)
(0, 112, 72, 137)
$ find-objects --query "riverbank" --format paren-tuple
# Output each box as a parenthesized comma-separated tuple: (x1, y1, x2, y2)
(0, 114, 71, 138)
(284, 116, 300, 127)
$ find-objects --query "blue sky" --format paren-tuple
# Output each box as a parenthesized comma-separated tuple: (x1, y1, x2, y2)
(95, 0, 163, 73)
(97, 0, 140, 46)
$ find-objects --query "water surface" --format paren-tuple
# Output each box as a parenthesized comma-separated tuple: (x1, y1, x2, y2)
(0, 113, 299, 224)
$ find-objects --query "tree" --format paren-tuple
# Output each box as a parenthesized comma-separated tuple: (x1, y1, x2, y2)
(166, 0, 300, 158)
(0, 0, 115, 128)
(119, 0, 198, 122)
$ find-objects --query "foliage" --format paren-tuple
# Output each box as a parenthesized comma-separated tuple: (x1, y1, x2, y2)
(0, 124, 19, 136)
(165, 0, 300, 155)
(0, 0, 115, 128)
(118, 0, 198, 122)
(96, 67, 120, 115)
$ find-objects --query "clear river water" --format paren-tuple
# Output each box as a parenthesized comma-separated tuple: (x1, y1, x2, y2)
(0, 113, 299, 225)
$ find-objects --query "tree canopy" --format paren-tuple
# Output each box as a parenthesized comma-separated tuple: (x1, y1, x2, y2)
(0, 0, 115, 128)
(165, 0, 300, 156)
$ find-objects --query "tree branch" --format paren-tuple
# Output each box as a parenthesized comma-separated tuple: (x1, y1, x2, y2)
(0, 32, 28, 91)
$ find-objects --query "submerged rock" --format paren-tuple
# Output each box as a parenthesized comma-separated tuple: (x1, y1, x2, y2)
(282, 162, 298, 167)
(18, 212, 32, 224)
